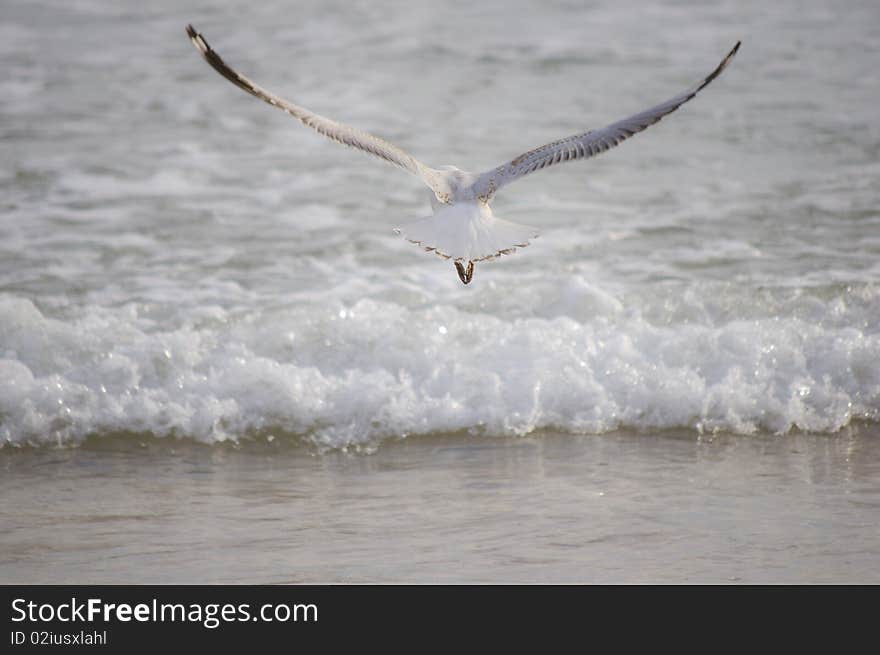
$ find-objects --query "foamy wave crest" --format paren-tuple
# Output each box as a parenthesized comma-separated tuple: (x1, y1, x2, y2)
(1, 292, 878, 448)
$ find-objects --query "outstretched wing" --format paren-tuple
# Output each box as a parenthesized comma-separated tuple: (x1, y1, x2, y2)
(472, 42, 740, 199)
(185, 25, 447, 199)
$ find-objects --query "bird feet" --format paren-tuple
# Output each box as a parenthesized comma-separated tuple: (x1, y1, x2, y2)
(454, 260, 475, 285)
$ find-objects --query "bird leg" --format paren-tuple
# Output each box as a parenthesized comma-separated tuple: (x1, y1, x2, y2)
(454, 260, 475, 285)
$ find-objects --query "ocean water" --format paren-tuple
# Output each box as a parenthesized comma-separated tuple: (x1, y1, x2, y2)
(1, 0, 879, 582)
(2, 0, 878, 449)
(3, 431, 879, 584)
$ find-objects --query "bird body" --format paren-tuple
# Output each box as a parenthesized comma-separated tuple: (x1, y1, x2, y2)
(185, 25, 739, 284)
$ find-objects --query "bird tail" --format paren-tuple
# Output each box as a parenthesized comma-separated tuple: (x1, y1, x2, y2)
(394, 202, 539, 262)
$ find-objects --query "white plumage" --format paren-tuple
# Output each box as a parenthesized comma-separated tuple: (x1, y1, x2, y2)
(395, 200, 539, 263)
(186, 24, 739, 284)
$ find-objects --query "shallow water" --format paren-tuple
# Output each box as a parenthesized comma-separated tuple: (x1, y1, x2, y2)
(2, 426, 879, 583)
(1, 0, 879, 583)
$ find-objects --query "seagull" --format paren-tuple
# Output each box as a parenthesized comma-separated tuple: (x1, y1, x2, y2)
(185, 25, 739, 285)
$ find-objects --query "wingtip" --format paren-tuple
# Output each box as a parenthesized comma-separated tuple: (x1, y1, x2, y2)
(723, 40, 741, 65)
(186, 23, 212, 58)
(691, 40, 741, 94)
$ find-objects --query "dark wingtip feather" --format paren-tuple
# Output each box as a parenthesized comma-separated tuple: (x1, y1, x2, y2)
(720, 40, 741, 71)
(695, 40, 741, 93)
(185, 24, 211, 57)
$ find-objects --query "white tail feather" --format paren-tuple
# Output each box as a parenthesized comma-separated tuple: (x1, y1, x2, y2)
(394, 201, 538, 262)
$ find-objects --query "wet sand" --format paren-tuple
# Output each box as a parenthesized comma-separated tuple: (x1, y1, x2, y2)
(2, 427, 879, 584)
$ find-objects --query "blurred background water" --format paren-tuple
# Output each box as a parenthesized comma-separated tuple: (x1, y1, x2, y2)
(1, 0, 879, 583)
(2, 0, 879, 448)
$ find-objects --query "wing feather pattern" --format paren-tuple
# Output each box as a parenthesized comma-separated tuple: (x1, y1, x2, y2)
(472, 42, 740, 199)
(185, 25, 446, 198)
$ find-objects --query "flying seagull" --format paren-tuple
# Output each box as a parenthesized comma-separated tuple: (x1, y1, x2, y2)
(185, 25, 739, 285)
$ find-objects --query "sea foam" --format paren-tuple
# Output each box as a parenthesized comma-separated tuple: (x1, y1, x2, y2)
(1, 289, 877, 448)
(3, 1, 880, 449)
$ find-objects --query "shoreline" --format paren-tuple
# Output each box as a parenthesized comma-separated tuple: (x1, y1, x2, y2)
(2, 425, 878, 584)
(2, 418, 878, 455)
